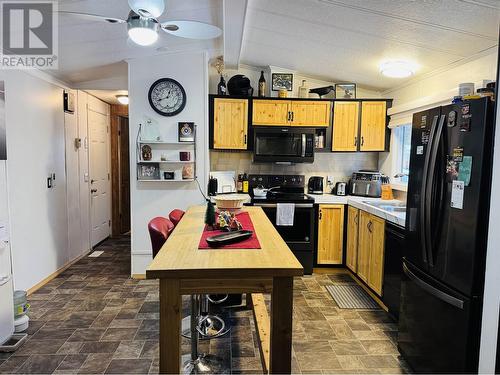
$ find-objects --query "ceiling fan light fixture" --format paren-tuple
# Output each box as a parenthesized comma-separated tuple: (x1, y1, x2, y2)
(128, 16, 159, 46)
(116, 95, 129, 105)
(380, 60, 417, 78)
(128, 0, 165, 18)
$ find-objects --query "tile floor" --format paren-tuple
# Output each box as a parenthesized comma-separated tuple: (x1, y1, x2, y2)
(0, 235, 410, 374)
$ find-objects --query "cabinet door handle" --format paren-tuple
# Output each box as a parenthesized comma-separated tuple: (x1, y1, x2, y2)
(287, 111, 291, 122)
(319, 210, 322, 220)
(361, 136, 365, 146)
(354, 136, 358, 146)
(291, 111, 294, 122)
(368, 221, 373, 233)
(244, 135, 247, 145)
(91, 189, 97, 194)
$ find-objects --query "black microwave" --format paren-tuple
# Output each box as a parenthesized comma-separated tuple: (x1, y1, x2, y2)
(253, 127, 315, 163)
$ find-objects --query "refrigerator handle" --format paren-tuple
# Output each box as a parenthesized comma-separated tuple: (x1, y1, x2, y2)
(425, 114, 446, 267)
(403, 262, 464, 310)
(420, 115, 439, 264)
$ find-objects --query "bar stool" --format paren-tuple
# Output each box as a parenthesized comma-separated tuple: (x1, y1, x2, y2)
(148, 217, 174, 258)
(167, 210, 229, 341)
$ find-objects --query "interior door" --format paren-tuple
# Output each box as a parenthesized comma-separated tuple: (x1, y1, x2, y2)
(360, 101, 387, 151)
(290, 101, 330, 127)
(213, 98, 248, 149)
(252, 100, 290, 126)
(346, 206, 359, 272)
(332, 101, 359, 151)
(89, 109, 111, 246)
(317, 205, 344, 265)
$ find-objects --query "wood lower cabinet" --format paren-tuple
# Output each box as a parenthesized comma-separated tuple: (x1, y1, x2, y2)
(317, 204, 344, 265)
(332, 101, 359, 151)
(252, 100, 290, 126)
(290, 101, 330, 127)
(360, 101, 387, 151)
(213, 98, 249, 150)
(346, 206, 359, 273)
(357, 210, 385, 296)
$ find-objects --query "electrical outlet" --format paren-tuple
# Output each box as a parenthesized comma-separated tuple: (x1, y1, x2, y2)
(327, 175, 334, 185)
(47, 176, 52, 189)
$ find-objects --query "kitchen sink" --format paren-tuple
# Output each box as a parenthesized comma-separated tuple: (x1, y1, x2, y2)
(363, 201, 407, 213)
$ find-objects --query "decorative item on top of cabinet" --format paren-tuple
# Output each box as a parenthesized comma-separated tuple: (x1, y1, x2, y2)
(213, 56, 227, 95)
(335, 83, 356, 99)
(298, 80, 309, 98)
(332, 101, 359, 151)
(317, 204, 344, 265)
(360, 101, 387, 151)
(309, 85, 334, 99)
(346, 206, 359, 273)
(271, 73, 293, 92)
(211, 97, 249, 150)
(357, 210, 385, 296)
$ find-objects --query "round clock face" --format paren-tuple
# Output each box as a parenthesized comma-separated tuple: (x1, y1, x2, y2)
(148, 78, 186, 116)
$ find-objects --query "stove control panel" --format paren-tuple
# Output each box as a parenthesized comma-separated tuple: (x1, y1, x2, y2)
(249, 174, 305, 190)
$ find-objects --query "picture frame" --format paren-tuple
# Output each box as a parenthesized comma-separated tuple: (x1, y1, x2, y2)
(138, 163, 160, 180)
(272, 73, 293, 92)
(178, 122, 195, 142)
(335, 83, 356, 99)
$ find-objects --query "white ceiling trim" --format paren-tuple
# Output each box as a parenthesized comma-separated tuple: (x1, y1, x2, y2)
(317, 0, 498, 41)
(223, 0, 248, 69)
(457, 0, 500, 10)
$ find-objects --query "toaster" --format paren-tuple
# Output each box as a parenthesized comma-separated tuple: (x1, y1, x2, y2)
(350, 171, 382, 198)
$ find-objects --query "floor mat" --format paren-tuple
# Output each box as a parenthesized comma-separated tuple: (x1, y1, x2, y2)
(325, 284, 380, 309)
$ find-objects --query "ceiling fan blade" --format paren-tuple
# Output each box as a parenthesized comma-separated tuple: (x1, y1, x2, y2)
(58, 11, 127, 24)
(128, 0, 165, 18)
(160, 20, 222, 39)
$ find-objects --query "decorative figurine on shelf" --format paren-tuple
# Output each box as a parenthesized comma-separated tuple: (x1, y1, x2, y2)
(141, 144, 152, 161)
(205, 200, 216, 230)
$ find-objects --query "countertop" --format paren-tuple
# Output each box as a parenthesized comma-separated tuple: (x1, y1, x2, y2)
(146, 205, 304, 279)
(307, 194, 406, 227)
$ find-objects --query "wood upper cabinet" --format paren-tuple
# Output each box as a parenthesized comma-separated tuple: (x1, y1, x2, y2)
(332, 101, 360, 151)
(317, 204, 344, 265)
(252, 100, 290, 126)
(357, 210, 385, 296)
(360, 101, 387, 151)
(346, 206, 359, 273)
(290, 101, 330, 127)
(213, 98, 248, 150)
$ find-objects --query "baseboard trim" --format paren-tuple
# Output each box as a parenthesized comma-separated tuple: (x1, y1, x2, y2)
(27, 250, 91, 296)
(132, 274, 146, 280)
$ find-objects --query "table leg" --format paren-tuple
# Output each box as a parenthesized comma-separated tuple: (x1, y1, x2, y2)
(159, 279, 181, 374)
(269, 276, 294, 374)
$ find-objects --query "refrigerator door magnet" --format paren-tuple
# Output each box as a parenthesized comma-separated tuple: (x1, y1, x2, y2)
(453, 147, 464, 162)
(447, 111, 457, 127)
(458, 156, 473, 187)
(451, 180, 465, 209)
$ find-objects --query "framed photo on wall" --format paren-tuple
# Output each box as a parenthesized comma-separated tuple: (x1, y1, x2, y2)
(335, 83, 356, 99)
(178, 122, 195, 142)
(137, 163, 160, 180)
(272, 73, 293, 91)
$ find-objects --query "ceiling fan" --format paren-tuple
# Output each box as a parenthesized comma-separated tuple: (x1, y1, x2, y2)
(58, 0, 222, 46)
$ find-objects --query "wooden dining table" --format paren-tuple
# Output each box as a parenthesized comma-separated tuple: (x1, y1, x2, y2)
(146, 205, 304, 374)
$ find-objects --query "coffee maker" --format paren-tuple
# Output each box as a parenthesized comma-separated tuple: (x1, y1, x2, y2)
(308, 176, 324, 194)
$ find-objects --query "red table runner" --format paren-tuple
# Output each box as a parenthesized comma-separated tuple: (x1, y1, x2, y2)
(198, 212, 261, 249)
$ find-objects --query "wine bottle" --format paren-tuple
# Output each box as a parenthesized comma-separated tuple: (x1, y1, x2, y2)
(217, 75, 226, 95)
(258, 71, 266, 97)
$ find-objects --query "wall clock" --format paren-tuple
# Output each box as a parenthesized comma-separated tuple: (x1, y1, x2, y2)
(148, 78, 186, 116)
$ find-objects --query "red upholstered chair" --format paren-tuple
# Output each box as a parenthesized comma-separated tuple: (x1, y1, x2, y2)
(169, 209, 185, 227)
(148, 217, 174, 258)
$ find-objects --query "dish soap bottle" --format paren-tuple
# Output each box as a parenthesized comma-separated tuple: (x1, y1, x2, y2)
(258, 71, 266, 97)
(298, 80, 309, 98)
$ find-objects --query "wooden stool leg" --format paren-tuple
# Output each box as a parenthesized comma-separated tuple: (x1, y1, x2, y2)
(270, 276, 294, 374)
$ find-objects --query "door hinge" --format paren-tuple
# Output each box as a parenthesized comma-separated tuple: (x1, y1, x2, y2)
(108, 173, 110, 180)
(108, 220, 111, 227)
(118, 130, 121, 136)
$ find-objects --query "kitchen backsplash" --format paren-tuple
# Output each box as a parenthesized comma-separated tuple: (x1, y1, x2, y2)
(210, 151, 379, 193)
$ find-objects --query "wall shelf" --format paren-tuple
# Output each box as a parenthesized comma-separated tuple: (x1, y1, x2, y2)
(139, 160, 194, 164)
(138, 140, 195, 145)
(137, 179, 195, 182)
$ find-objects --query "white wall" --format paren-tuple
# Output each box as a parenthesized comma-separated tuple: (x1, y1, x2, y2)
(128, 51, 209, 275)
(479, 61, 500, 372)
(0, 70, 69, 291)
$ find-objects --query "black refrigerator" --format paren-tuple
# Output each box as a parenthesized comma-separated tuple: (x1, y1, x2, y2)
(398, 97, 496, 373)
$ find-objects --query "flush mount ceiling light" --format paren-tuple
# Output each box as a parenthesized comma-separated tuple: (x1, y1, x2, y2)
(116, 95, 129, 105)
(379, 60, 417, 78)
(127, 14, 159, 46)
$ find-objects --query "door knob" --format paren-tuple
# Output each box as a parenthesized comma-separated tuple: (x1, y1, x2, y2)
(91, 189, 97, 193)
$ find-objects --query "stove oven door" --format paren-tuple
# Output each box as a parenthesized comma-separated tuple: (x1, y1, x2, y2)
(254, 203, 314, 274)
